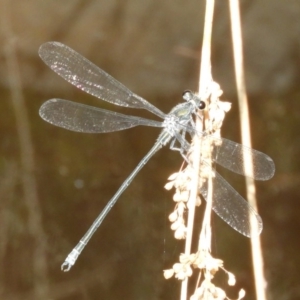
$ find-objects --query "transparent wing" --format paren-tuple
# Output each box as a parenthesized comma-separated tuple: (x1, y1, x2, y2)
(199, 167, 263, 237)
(202, 136, 275, 181)
(39, 99, 163, 133)
(39, 42, 166, 119)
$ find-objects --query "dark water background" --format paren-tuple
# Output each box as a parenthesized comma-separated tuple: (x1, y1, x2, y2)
(0, 0, 299, 299)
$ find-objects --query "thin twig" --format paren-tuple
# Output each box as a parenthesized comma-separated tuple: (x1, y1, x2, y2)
(229, 1, 267, 299)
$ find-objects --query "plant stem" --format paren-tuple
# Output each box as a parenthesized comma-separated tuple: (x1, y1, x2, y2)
(180, 1, 215, 299)
(229, 1, 267, 299)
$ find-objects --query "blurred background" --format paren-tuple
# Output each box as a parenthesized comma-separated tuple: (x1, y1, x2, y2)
(0, 0, 299, 299)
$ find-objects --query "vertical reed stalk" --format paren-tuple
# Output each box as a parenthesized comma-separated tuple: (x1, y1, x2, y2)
(229, 0, 267, 299)
(180, 1, 215, 299)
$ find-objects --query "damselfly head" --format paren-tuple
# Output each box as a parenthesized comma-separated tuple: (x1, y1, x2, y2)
(182, 90, 206, 111)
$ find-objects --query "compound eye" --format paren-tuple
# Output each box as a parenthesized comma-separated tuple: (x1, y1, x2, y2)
(199, 100, 206, 110)
(182, 90, 194, 101)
